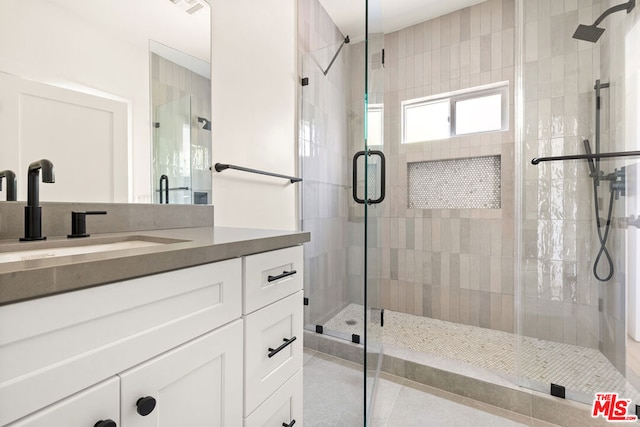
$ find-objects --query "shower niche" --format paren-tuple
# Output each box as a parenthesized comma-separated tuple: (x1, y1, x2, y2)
(407, 156, 502, 210)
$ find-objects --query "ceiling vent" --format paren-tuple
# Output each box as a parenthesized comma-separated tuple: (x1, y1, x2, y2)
(169, 0, 207, 15)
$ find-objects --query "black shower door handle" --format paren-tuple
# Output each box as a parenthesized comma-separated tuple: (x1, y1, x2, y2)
(352, 150, 386, 204)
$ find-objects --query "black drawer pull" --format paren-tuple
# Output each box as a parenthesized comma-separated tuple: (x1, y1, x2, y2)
(268, 336, 297, 358)
(283, 420, 296, 427)
(268, 270, 297, 282)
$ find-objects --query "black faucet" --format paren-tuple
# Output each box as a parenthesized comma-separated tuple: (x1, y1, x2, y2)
(0, 170, 17, 201)
(21, 159, 55, 241)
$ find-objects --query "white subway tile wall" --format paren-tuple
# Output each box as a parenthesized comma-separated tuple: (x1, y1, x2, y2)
(522, 0, 640, 378)
(349, 0, 517, 335)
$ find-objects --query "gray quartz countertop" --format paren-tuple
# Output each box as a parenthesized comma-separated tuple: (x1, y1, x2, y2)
(0, 227, 310, 306)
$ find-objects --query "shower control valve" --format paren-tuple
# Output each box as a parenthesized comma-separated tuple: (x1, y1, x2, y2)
(610, 167, 626, 199)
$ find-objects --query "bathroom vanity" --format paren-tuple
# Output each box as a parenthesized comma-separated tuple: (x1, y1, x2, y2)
(0, 203, 308, 426)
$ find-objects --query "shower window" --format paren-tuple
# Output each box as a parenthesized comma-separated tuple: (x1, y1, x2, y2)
(401, 82, 509, 144)
(367, 104, 384, 147)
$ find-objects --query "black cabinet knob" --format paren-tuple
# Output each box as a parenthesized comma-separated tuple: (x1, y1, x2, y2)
(94, 420, 117, 427)
(136, 396, 157, 416)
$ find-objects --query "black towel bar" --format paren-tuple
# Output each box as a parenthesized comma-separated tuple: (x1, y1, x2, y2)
(214, 163, 302, 183)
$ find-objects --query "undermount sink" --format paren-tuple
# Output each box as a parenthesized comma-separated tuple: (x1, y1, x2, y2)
(0, 236, 185, 264)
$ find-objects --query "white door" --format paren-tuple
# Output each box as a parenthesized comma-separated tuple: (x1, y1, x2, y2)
(6, 377, 119, 427)
(0, 72, 129, 203)
(119, 320, 243, 427)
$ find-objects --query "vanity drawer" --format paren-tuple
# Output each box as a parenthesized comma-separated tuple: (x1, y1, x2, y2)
(0, 258, 242, 426)
(243, 246, 303, 314)
(244, 291, 303, 416)
(244, 370, 302, 427)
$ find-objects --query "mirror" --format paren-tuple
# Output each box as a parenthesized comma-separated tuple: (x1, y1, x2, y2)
(0, 0, 211, 204)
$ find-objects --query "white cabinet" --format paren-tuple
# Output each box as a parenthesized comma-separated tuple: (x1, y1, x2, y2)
(8, 323, 244, 427)
(7, 377, 119, 427)
(0, 244, 304, 426)
(0, 258, 242, 426)
(243, 246, 304, 425)
(120, 320, 243, 427)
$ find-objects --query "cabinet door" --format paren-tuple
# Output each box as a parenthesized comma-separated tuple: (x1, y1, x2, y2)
(119, 320, 243, 427)
(7, 377, 119, 427)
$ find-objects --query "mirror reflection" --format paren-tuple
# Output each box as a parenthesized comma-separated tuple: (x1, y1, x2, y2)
(0, 0, 211, 204)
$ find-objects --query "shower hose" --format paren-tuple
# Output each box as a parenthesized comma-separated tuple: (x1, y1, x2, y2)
(591, 177, 615, 282)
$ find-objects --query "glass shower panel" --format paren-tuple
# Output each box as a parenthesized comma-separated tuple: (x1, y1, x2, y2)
(520, 156, 638, 405)
(518, 0, 640, 410)
(153, 95, 192, 204)
(300, 44, 356, 341)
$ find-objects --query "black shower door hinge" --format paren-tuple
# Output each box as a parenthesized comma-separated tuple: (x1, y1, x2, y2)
(550, 383, 566, 399)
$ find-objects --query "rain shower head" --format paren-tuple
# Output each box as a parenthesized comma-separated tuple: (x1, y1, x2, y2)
(573, 24, 606, 43)
(572, 0, 635, 42)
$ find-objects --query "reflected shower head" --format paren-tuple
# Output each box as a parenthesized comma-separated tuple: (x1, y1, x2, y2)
(197, 116, 211, 131)
(572, 0, 635, 43)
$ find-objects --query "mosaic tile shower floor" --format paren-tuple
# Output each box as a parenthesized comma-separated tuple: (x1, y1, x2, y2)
(323, 304, 640, 403)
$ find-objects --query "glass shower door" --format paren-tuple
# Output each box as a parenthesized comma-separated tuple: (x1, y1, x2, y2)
(363, 5, 387, 421)
(299, 0, 386, 422)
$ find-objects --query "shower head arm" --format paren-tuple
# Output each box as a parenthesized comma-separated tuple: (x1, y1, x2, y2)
(593, 0, 635, 26)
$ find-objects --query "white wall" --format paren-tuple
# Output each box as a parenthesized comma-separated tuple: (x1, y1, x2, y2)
(211, 0, 298, 230)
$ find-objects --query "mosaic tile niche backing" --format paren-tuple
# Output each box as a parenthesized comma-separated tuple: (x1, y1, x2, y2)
(408, 156, 501, 209)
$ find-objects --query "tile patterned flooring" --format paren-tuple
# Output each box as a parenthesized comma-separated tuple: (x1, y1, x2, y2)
(322, 304, 640, 405)
(303, 349, 560, 426)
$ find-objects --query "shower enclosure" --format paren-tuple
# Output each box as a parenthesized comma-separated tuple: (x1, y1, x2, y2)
(151, 52, 212, 205)
(153, 95, 193, 204)
(300, 0, 640, 423)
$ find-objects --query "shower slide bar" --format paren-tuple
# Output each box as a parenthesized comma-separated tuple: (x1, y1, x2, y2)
(155, 187, 190, 191)
(213, 163, 302, 183)
(531, 150, 640, 165)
